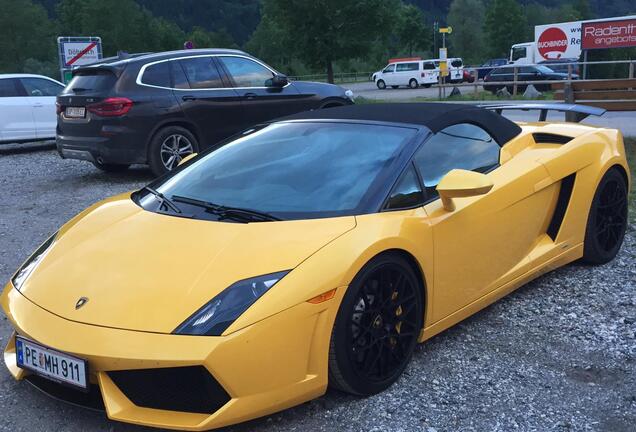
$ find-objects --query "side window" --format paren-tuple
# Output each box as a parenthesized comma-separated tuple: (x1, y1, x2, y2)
(414, 123, 500, 195)
(511, 46, 526, 61)
(219, 56, 274, 87)
(396, 62, 418, 72)
(171, 61, 190, 89)
(383, 64, 395, 73)
(20, 78, 63, 96)
(141, 62, 171, 87)
(0, 78, 23, 97)
(450, 59, 463, 68)
(179, 57, 224, 89)
(385, 165, 424, 210)
(423, 62, 436, 70)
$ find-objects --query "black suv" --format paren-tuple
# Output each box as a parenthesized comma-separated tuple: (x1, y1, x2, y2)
(483, 65, 579, 94)
(56, 49, 354, 175)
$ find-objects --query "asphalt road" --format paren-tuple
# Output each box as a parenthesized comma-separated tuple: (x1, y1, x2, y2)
(345, 82, 636, 136)
(0, 143, 634, 432)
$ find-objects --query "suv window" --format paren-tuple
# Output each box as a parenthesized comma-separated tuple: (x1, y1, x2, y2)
(396, 62, 419, 72)
(179, 57, 224, 89)
(0, 78, 23, 97)
(414, 123, 499, 194)
(219, 56, 274, 87)
(64, 70, 117, 94)
(141, 62, 171, 87)
(385, 165, 424, 210)
(423, 62, 436, 70)
(20, 78, 63, 96)
(383, 64, 395, 73)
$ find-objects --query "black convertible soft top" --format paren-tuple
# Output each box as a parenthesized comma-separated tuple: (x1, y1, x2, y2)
(278, 103, 522, 146)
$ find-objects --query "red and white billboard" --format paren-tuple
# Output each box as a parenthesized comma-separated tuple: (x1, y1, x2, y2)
(535, 20, 582, 61)
(582, 18, 636, 50)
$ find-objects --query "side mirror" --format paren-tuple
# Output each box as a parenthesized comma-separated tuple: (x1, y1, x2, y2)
(436, 169, 494, 212)
(178, 152, 198, 167)
(267, 74, 288, 88)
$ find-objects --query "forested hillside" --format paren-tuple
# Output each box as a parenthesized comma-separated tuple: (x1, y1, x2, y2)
(3, 0, 634, 81)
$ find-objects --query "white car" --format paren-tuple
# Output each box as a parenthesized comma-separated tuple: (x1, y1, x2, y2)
(374, 60, 438, 90)
(428, 58, 464, 83)
(0, 74, 64, 144)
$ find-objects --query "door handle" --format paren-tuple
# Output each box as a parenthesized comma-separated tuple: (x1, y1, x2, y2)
(181, 95, 197, 101)
(243, 92, 258, 100)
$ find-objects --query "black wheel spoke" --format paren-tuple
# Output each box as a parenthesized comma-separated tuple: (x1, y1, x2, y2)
(346, 262, 421, 383)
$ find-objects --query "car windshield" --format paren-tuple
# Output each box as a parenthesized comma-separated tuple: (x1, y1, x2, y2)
(149, 122, 417, 220)
(536, 65, 554, 74)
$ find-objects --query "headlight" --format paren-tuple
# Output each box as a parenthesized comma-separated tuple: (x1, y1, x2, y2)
(345, 89, 354, 100)
(174, 270, 289, 336)
(11, 232, 57, 291)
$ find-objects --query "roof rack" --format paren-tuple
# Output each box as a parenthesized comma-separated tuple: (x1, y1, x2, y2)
(478, 103, 606, 123)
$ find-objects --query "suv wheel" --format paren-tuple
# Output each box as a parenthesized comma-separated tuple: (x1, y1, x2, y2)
(376, 80, 386, 90)
(149, 126, 199, 176)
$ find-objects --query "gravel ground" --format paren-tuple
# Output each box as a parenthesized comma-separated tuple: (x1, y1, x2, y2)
(0, 145, 634, 432)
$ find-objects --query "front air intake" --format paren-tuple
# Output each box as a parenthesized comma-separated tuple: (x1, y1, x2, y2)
(109, 366, 230, 414)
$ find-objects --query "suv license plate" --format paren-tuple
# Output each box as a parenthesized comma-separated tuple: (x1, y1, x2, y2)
(65, 107, 86, 118)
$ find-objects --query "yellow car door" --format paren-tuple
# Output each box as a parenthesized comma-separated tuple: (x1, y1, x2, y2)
(414, 124, 559, 322)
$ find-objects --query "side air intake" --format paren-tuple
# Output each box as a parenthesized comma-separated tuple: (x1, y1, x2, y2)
(533, 133, 573, 145)
(547, 174, 576, 240)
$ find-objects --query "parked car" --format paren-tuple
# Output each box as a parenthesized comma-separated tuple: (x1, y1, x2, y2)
(373, 60, 438, 89)
(56, 49, 354, 176)
(538, 58, 580, 76)
(0, 74, 64, 144)
(477, 58, 508, 80)
(462, 69, 475, 83)
(483, 65, 579, 93)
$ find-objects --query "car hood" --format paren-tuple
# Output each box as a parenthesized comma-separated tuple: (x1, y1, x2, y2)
(18, 194, 356, 333)
(291, 80, 349, 98)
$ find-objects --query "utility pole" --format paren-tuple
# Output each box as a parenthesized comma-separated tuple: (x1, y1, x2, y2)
(433, 21, 438, 55)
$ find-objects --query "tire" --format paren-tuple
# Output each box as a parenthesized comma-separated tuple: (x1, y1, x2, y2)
(148, 126, 199, 177)
(391, 85, 399, 89)
(582, 168, 628, 264)
(408, 79, 418, 89)
(328, 253, 423, 396)
(92, 160, 130, 173)
(376, 80, 386, 90)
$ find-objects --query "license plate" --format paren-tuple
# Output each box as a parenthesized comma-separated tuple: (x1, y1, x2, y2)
(15, 336, 88, 391)
(65, 107, 85, 118)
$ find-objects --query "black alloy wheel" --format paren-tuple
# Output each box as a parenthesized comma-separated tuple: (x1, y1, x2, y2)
(329, 253, 423, 395)
(583, 168, 628, 264)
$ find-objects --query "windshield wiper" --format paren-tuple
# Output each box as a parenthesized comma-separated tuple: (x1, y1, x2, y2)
(172, 195, 281, 222)
(142, 186, 182, 214)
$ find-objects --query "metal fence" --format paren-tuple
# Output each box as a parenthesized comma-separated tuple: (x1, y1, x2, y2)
(288, 60, 636, 96)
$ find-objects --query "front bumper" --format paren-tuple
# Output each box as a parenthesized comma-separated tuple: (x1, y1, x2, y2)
(2, 283, 341, 430)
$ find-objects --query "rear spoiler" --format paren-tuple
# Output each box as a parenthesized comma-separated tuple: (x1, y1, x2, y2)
(479, 103, 606, 123)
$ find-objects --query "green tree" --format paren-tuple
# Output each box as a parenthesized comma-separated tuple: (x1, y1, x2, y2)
(395, 4, 429, 57)
(245, 15, 292, 70)
(484, 0, 528, 58)
(573, 0, 593, 20)
(262, 0, 397, 83)
(187, 27, 237, 49)
(0, 0, 57, 75)
(447, 0, 485, 64)
(57, 0, 185, 56)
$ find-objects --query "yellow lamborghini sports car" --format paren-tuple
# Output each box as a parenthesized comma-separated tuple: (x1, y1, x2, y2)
(2, 103, 630, 430)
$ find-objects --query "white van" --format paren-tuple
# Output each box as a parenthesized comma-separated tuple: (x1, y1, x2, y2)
(374, 60, 438, 89)
(427, 58, 464, 83)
